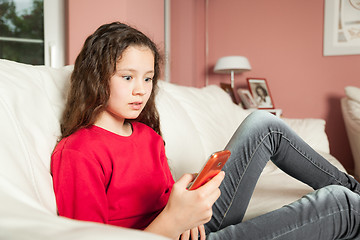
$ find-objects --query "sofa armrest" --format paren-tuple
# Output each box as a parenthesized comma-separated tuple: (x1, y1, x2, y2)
(341, 97, 360, 178)
(342, 97, 360, 126)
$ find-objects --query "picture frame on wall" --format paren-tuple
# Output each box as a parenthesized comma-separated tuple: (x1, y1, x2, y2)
(323, 0, 360, 56)
(220, 83, 237, 104)
(247, 78, 274, 109)
(237, 88, 258, 109)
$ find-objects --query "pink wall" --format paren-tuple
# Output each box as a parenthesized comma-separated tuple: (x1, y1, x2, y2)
(170, 0, 206, 87)
(66, 0, 164, 65)
(171, 0, 360, 171)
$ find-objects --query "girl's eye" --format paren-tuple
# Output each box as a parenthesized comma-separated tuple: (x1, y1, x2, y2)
(144, 77, 153, 82)
(123, 76, 132, 81)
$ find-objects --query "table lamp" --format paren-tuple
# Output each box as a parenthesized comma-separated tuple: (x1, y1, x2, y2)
(214, 56, 251, 88)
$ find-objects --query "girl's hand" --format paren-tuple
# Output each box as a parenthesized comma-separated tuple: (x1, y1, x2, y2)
(145, 171, 224, 239)
(169, 172, 224, 226)
(180, 225, 206, 240)
(169, 171, 224, 238)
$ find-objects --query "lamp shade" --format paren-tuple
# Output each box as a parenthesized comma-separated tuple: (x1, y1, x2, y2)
(214, 56, 251, 73)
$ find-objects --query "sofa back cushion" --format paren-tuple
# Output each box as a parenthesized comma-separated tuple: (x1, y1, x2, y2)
(0, 60, 72, 213)
(156, 81, 250, 179)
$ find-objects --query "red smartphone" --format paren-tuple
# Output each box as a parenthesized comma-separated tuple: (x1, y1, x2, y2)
(187, 150, 231, 190)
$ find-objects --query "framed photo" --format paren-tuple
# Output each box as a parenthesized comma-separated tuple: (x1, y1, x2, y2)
(247, 78, 274, 109)
(237, 88, 258, 109)
(220, 83, 237, 104)
(323, 0, 360, 56)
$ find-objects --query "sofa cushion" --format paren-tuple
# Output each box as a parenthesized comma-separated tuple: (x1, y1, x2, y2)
(156, 82, 205, 179)
(156, 81, 251, 179)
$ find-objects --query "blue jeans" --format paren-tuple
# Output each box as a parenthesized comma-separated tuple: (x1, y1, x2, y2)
(205, 111, 360, 239)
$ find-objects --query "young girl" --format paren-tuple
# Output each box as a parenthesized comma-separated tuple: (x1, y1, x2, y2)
(51, 22, 360, 240)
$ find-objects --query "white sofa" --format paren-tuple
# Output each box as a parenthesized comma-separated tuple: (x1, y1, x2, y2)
(0, 59, 346, 239)
(341, 86, 360, 180)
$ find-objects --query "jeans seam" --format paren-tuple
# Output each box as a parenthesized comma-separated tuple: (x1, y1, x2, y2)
(279, 132, 344, 187)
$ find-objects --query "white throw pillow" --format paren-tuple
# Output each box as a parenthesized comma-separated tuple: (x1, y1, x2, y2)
(283, 118, 330, 154)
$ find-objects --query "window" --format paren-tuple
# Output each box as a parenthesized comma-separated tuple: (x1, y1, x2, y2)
(0, 0, 64, 67)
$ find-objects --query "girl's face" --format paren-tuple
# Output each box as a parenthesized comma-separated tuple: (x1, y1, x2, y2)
(99, 45, 154, 127)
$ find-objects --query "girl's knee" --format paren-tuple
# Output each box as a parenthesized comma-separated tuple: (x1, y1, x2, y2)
(249, 110, 278, 123)
(298, 185, 358, 214)
(248, 110, 273, 119)
(243, 110, 281, 131)
(321, 185, 357, 203)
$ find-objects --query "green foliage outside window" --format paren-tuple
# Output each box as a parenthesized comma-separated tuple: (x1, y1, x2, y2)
(0, 0, 44, 65)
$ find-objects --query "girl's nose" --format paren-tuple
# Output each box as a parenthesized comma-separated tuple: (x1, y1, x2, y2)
(133, 80, 146, 96)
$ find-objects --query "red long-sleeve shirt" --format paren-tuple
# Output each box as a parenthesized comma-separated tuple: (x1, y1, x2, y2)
(51, 122, 174, 229)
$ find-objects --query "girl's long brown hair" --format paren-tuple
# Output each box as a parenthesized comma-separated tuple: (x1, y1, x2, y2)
(60, 22, 162, 140)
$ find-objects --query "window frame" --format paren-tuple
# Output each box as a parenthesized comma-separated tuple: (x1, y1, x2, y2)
(44, 0, 65, 67)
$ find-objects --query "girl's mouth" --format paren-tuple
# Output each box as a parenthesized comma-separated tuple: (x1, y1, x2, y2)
(129, 102, 142, 110)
